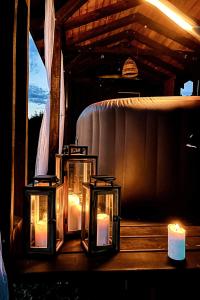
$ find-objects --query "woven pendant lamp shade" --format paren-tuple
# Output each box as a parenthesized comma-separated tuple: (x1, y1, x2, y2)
(122, 57, 138, 78)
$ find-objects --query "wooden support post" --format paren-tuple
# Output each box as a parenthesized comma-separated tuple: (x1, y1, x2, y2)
(48, 27, 61, 174)
(14, 0, 29, 218)
(164, 78, 176, 96)
(0, 0, 18, 263)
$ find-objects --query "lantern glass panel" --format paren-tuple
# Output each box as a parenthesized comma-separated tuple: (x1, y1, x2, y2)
(96, 193, 113, 246)
(67, 160, 95, 232)
(83, 185, 90, 245)
(56, 186, 64, 248)
(55, 156, 61, 180)
(30, 195, 48, 248)
(67, 160, 94, 195)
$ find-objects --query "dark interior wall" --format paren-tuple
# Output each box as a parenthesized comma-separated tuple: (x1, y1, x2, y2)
(67, 76, 164, 143)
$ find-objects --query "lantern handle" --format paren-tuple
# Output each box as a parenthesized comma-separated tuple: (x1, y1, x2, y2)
(91, 175, 116, 186)
(32, 175, 59, 186)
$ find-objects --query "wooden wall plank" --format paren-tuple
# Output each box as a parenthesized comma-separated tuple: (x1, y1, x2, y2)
(14, 0, 29, 218)
(0, 0, 18, 262)
(48, 28, 61, 173)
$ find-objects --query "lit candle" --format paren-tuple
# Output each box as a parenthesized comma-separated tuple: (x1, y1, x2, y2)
(35, 220, 47, 247)
(97, 213, 110, 246)
(168, 223, 186, 260)
(68, 194, 82, 231)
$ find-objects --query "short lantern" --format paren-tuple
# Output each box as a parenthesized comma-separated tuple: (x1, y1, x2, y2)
(81, 175, 121, 254)
(24, 175, 64, 255)
(55, 145, 97, 235)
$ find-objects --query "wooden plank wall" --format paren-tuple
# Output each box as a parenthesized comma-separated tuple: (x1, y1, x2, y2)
(14, 0, 29, 218)
(0, 0, 29, 268)
(0, 0, 18, 265)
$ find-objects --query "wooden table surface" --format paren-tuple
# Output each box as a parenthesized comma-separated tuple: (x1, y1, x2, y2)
(14, 220, 200, 283)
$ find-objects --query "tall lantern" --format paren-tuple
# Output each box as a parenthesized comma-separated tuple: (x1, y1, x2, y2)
(55, 145, 97, 235)
(81, 175, 121, 255)
(24, 175, 64, 255)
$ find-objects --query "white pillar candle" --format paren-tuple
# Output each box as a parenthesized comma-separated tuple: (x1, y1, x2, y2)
(97, 213, 110, 246)
(168, 223, 186, 260)
(35, 220, 47, 248)
(68, 194, 82, 231)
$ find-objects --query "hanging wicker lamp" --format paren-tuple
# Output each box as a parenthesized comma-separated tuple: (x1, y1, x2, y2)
(122, 57, 138, 78)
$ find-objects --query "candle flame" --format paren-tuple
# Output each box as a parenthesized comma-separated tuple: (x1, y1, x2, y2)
(168, 223, 185, 234)
(68, 194, 80, 205)
(175, 224, 180, 232)
(97, 213, 109, 220)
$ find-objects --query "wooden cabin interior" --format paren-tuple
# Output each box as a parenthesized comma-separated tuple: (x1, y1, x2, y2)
(1, 0, 200, 298)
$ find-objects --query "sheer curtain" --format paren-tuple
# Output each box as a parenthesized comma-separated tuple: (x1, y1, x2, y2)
(59, 51, 65, 154)
(0, 233, 9, 300)
(35, 0, 55, 175)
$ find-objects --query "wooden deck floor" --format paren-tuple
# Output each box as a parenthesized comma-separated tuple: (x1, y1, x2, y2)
(14, 220, 200, 282)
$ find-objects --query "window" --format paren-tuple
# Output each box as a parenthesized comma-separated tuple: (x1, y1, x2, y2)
(180, 80, 193, 96)
(28, 34, 49, 119)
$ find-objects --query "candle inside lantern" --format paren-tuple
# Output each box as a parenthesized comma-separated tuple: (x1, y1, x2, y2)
(68, 194, 82, 231)
(35, 220, 47, 248)
(168, 223, 185, 260)
(97, 213, 110, 246)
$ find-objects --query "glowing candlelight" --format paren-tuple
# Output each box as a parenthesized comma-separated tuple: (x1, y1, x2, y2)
(68, 194, 82, 231)
(97, 213, 110, 246)
(168, 223, 185, 260)
(35, 220, 47, 248)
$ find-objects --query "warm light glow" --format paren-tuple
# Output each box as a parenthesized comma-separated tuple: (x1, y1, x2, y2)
(97, 213, 110, 221)
(175, 224, 179, 231)
(168, 223, 185, 235)
(68, 194, 80, 205)
(146, 0, 193, 31)
(97, 213, 110, 246)
(68, 194, 81, 231)
(146, 0, 200, 42)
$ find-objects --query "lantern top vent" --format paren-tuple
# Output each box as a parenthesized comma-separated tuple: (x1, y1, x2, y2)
(62, 144, 88, 155)
(90, 175, 119, 187)
(32, 175, 59, 186)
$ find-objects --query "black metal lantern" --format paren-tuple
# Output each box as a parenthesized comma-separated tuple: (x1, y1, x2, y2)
(81, 175, 120, 255)
(24, 175, 64, 255)
(55, 145, 97, 235)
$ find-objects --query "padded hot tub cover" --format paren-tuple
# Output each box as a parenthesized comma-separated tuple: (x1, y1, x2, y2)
(76, 96, 200, 218)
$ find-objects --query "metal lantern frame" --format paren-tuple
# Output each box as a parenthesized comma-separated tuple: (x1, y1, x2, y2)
(55, 145, 98, 235)
(24, 175, 64, 255)
(81, 175, 121, 255)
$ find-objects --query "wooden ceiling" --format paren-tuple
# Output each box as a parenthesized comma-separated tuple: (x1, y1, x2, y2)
(30, 0, 200, 82)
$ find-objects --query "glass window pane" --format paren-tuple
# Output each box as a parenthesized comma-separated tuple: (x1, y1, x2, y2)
(66, 159, 96, 232)
(96, 193, 113, 246)
(56, 186, 64, 247)
(30, 195, 48, 248)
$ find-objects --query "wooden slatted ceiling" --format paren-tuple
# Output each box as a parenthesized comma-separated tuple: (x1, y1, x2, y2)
(31, 0, 200, 80)
(66, 2, 199, 49)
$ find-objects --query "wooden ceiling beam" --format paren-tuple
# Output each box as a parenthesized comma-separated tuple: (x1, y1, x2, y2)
(133, 32, 187, 64)
(143, 55, 181, 74)
(71, 42, 192, 64)
(66, 14, 136, 46)
(56, 0, 87, 24)
(135, 58, 169, 79)
(135, 13, 200, 52)
(64, 0, 144, 30)
(82, 29, 134, 48)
